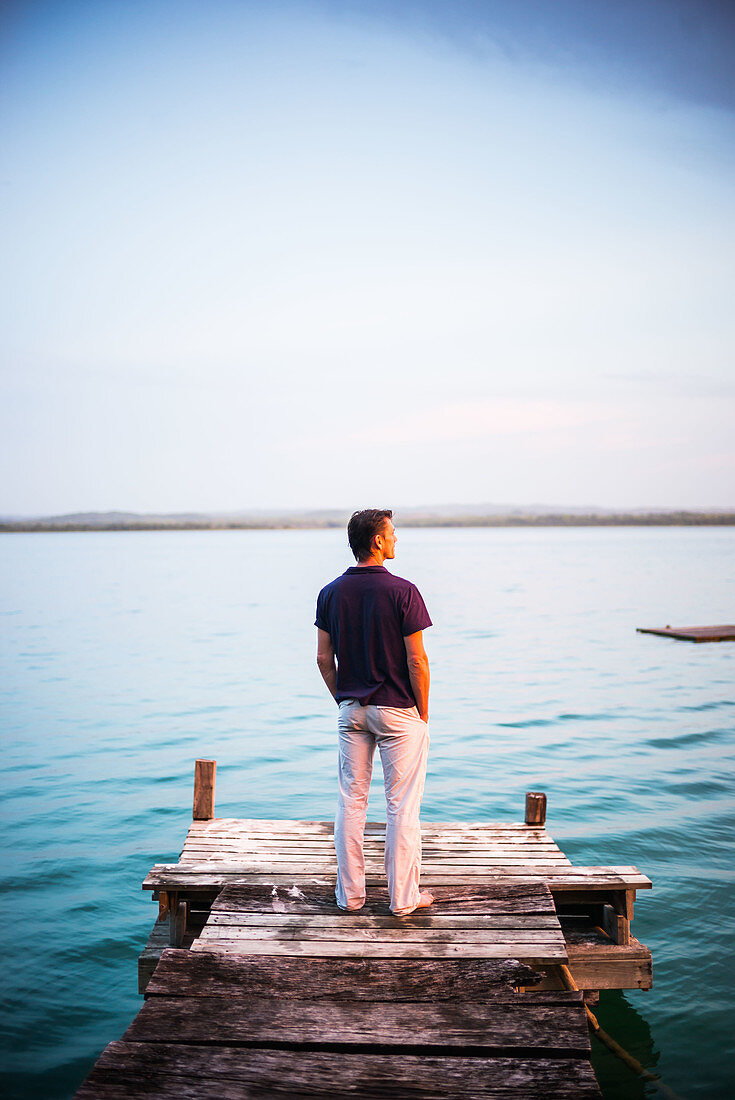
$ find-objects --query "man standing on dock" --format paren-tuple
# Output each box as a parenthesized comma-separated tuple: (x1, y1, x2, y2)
(315, 509, 434, 917)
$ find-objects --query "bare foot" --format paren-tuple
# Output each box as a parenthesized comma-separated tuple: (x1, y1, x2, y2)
(393, 890, 434, 916)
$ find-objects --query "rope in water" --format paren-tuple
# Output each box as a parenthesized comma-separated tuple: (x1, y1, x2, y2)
(556, 965, 686, 1100)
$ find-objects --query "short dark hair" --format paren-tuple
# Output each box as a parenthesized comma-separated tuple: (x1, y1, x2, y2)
(347, 509, 393, 562)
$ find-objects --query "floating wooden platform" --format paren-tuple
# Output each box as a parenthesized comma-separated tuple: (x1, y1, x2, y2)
(76, 776, 653, 1098)
(637, 623, 735, 642)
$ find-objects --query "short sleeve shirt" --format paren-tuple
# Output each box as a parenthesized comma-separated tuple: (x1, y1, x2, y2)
(315, 565, 432, 707)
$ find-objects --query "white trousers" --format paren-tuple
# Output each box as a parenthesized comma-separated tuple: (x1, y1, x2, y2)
(334, 700, 429, 915)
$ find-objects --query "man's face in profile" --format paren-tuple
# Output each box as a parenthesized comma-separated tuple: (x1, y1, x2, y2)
(378, 520, 397, 560)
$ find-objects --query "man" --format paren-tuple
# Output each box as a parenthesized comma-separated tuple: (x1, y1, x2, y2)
(315, 508, 434, 917)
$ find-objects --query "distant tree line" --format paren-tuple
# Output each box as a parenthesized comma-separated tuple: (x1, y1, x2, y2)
(2, 512, 734, 532)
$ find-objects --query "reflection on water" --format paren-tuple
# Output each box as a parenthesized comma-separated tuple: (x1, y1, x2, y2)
(592, 991, 660, 1100)
(1, 527, 733, 1098)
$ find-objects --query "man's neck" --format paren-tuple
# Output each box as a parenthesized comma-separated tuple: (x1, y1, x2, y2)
(356, 553, 384, 568)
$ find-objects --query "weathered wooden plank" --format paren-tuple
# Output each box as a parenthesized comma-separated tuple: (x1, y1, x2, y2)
(236, 861, 638, 878)
(144, 874, 326, 892)
(178, 857, 572, 869)
(179, 838, 567, 855)
(179, 842, 569, 854)
(76, 1043, 602, 1098)
(551, 867, 651, 887)
(181, 833, 554, 843)
(181, 831, 556, 844)
(148, 861, 645, 876)
(146, 948, 545, 999)
(148, 861, 650, 881)
(180, 844, 569, 857)
(187, 842, 561, 853)
(198, 922, 564, 942)
(169, 849, 576, 858)
(124, 995, 590, 1056)
(209, 882, 557, 915)
(190, 940, 567, 961)
(183, 853, 571, 866)
(184, 853, 569, 862)
(182, 831, 554, 844)
(144, 876, 645, 895)
(183, 828, 561, 839)
(182, 843, 564, 855)
(183, 841, 557, 850)
(186, 819, 548, 831)
(143, 868, 651, 891)
(533, 924, 653, 991)
(180, 858, 571, 869)
(184, 830, 555, 838)
(193, 826, 551, 833)
(182, 829, 563, 842)
(198, 930, 565, 952)
(208, 914, 562, 930)
(564, 945, 652, 991)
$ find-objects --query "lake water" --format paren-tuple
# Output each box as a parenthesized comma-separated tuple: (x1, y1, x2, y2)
(1, 527, 733, 1099)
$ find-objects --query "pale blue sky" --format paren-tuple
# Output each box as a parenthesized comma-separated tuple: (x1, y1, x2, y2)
(2, 0, 734, 514)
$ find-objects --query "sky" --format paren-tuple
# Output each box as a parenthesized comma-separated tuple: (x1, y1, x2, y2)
(1, 0, 734, 515)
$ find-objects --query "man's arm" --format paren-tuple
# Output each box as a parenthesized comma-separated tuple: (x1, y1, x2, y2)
(404, 630, 430, 723)
(316, 628, 338, 700)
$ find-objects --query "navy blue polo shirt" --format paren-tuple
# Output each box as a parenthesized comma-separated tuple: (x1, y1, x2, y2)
(315, 565, 432, 707)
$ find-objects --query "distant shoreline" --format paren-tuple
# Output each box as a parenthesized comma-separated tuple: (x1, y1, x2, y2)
(2, 511, 734, 532)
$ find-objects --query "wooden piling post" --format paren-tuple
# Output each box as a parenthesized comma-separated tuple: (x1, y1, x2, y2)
(169, 899, 187, 947)
(193, 759, 216, 820)
(525, 791, 547, 826)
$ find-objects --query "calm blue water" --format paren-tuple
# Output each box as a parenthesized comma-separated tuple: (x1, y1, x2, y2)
(1, 527, 733, 1099)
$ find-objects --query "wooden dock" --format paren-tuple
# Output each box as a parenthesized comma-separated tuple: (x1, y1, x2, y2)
(637, 623, 735, 642)
(76, 768, 653, 1098)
